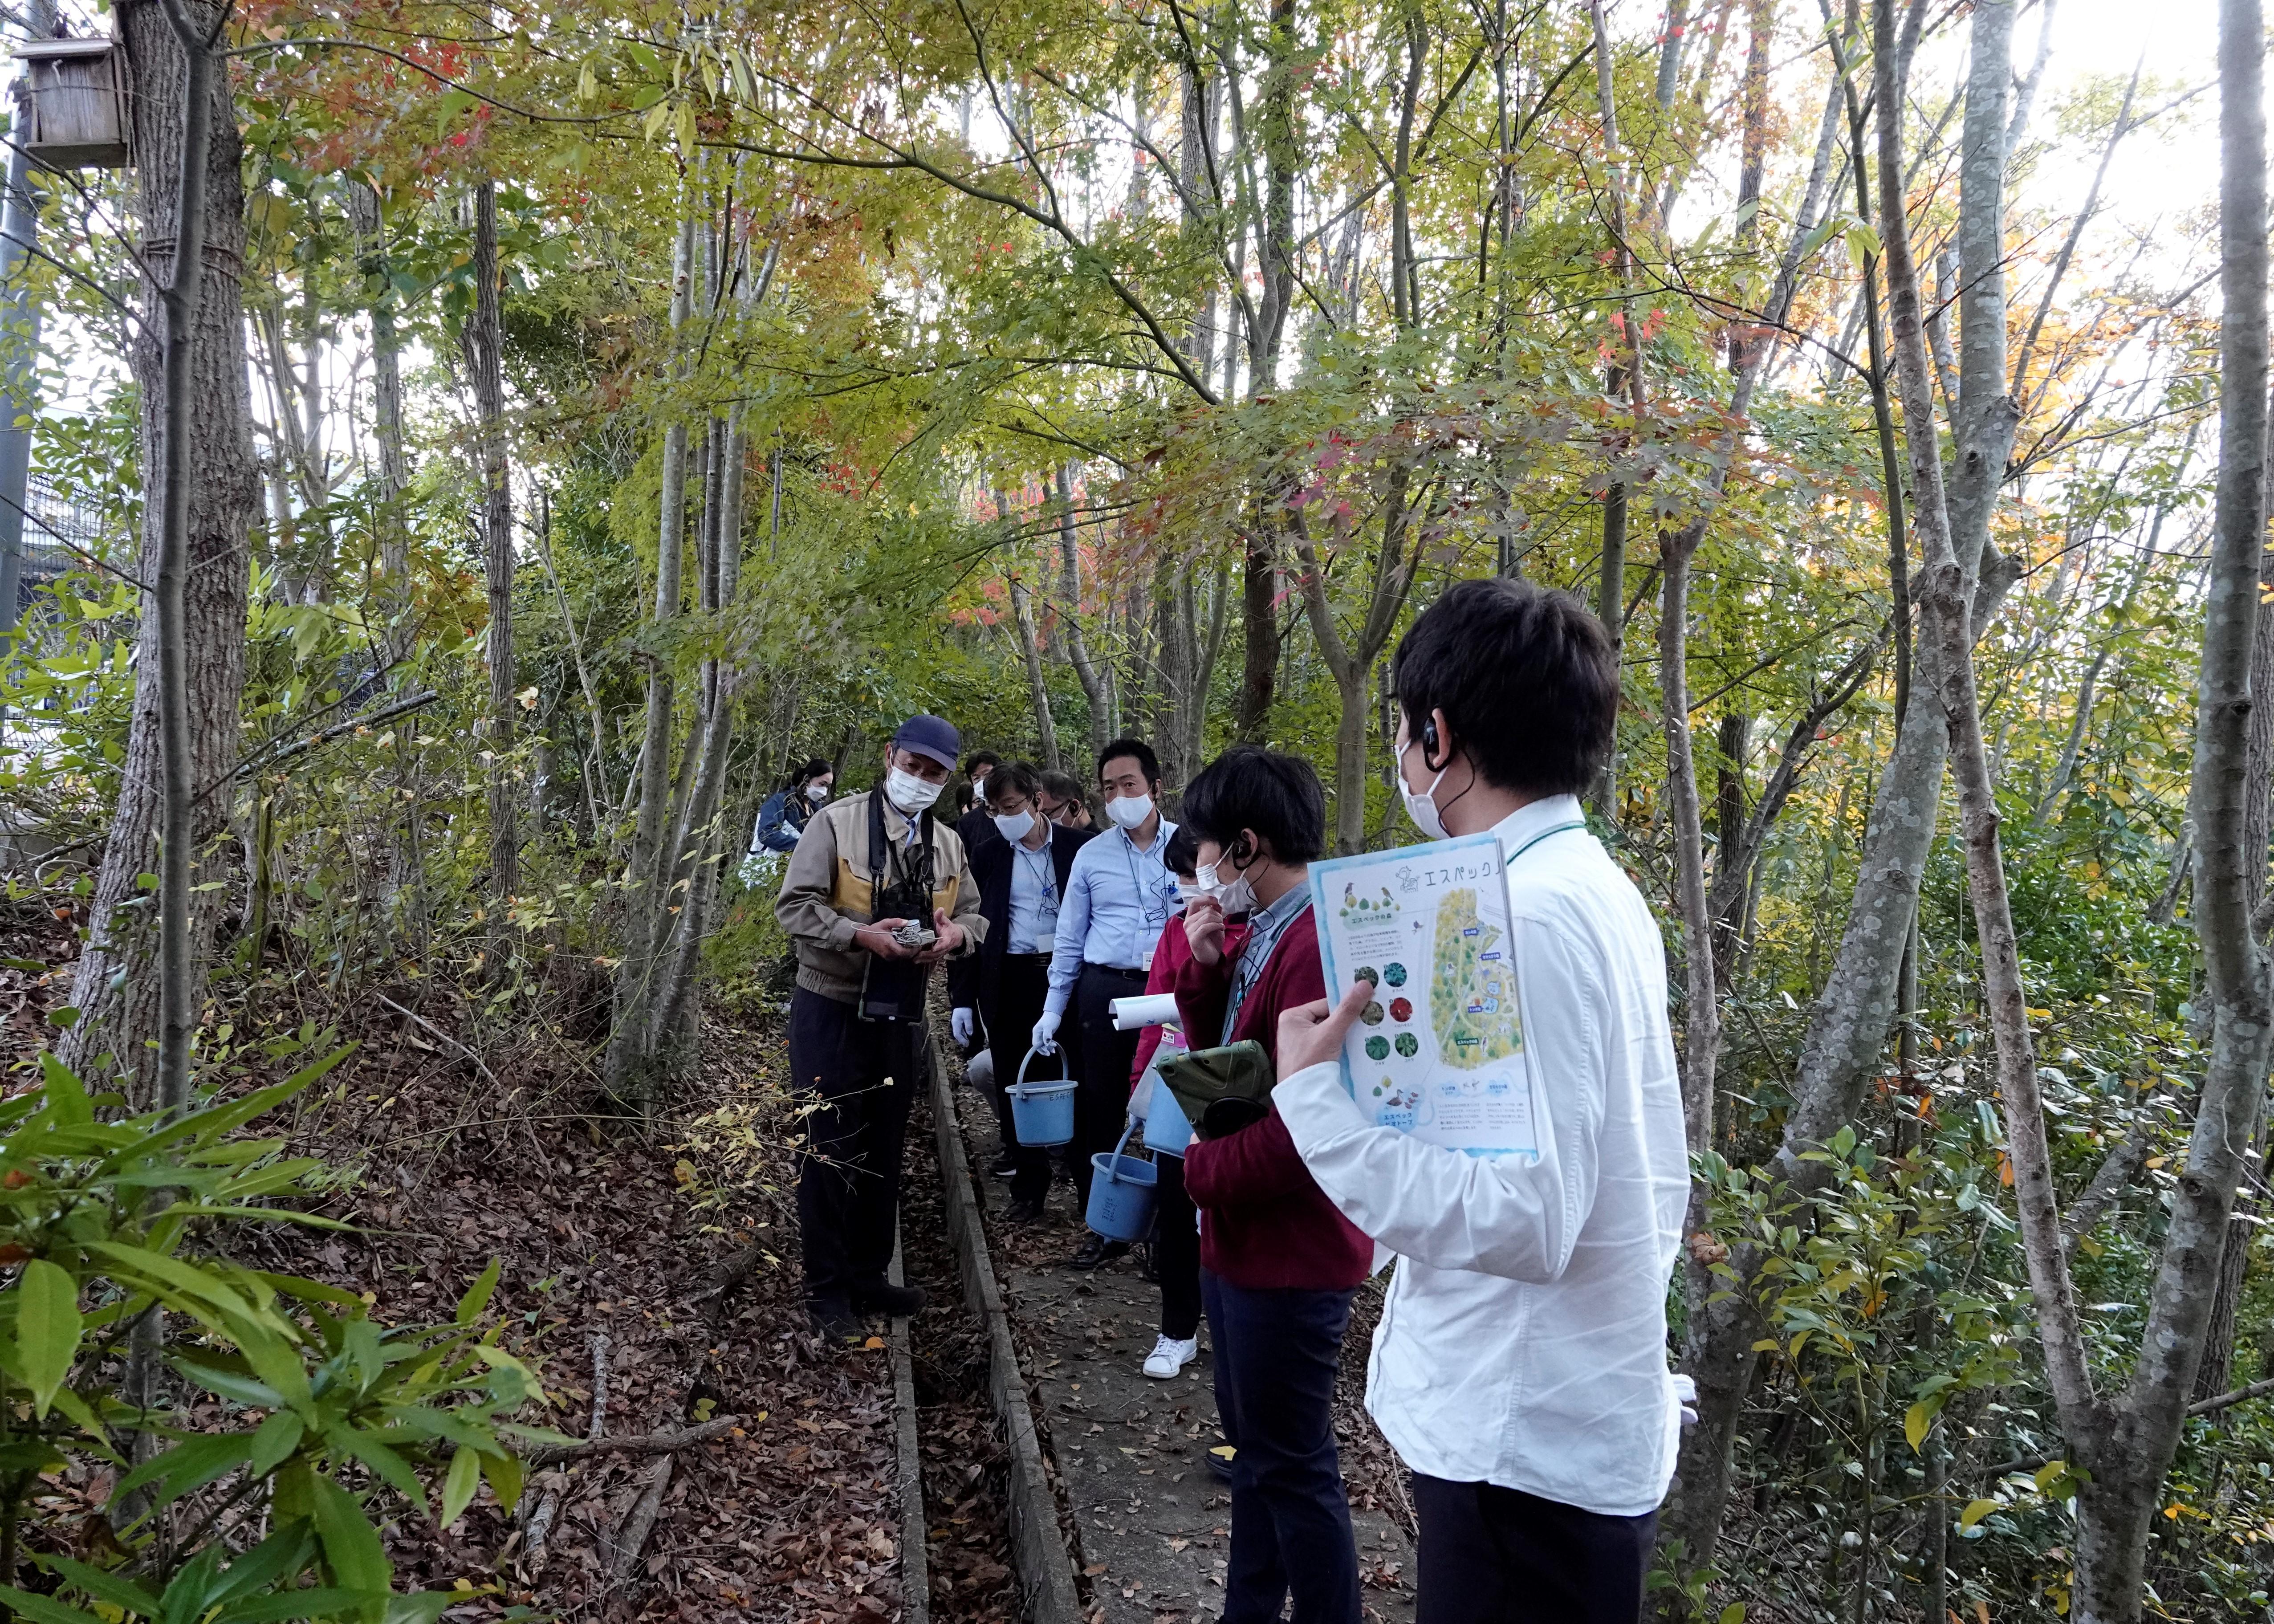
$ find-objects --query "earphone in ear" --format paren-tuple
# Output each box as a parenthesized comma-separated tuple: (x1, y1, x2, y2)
(1421, 715, 1443, 770)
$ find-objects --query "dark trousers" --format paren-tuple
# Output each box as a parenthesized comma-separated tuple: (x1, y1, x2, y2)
(790, 986, 918, 1308)
(1072, 964, 1148, 1216)
(1201, 1271, 1361, 1624)
(1151, 1152, 1201, 1340)
(1412, 1474, 1656, 1624)
(979, 952, 1059, 1205)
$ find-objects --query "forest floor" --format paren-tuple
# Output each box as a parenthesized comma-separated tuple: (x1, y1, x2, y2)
(0, 895, 932, 1624)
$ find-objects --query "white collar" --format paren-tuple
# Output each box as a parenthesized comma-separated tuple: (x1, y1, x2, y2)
(1489, 794, 1588, 858)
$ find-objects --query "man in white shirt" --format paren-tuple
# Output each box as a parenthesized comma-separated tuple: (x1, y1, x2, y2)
(1273, 578, 1688, 1623)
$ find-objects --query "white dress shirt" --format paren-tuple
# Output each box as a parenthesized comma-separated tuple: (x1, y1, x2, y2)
(1273, 794, 1689, 1517)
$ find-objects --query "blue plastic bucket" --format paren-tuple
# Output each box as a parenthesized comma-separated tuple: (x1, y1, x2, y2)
(1008, 1048, 1077, 1147)
(1142, 1083, 1194, 1157)
(1086, 1124, 1159, 1241)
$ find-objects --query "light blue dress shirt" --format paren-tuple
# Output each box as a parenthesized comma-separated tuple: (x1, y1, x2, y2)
(1006, 837, 1061, 954)
(1043, 820, 1182, 1016)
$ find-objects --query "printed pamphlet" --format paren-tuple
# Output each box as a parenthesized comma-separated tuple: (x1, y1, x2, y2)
(1307, 832, 1538, 1157)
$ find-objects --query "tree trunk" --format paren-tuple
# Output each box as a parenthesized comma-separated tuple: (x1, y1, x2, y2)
(1054, 464, 1111, 763)
(2194, 390, 2274, 1404)
(1670, 0, 2025, 1577)
(1008, 571, 1062, 772)
(1236, 533, 1279, 742)
(61, 0, 258, 1108)
(1660, 523, 1719, 1154)
(467, 179, 518, 918)
(603, 208, 695, 1105)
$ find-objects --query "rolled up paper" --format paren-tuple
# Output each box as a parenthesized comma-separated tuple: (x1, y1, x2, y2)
(1110, 993, 1183, 1031)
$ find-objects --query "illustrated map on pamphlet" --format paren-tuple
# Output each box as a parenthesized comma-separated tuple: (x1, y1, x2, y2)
(1308, 832, 1538, 1157)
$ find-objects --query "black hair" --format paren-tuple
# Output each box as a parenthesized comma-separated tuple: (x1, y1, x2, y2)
(1097, 736, 1161, 786)
(984, 760, 1042, 806)
(1163, 825, 1201, 880)
(965, 749, 1001, 774)
(1180, 746, 1327, 865)
(790, 757, 832, 788)
(955, 782, 975, 815)
(1393, 577, 1616, 798)
(1038, 769, 1087, 806)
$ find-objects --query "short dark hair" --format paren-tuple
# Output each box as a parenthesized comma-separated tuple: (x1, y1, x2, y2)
(984, 760, 1041, 806)
(1393, 578, 1616, 798)
(1098, 737, 1160, 786)
(965, 749, 1001, 774)
(1039, 769, 1088, 807)
(1180, 746, 1327, 864)
(1163, 825, 1201, 880)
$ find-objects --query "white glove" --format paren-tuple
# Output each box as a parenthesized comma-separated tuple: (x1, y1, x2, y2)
(1673, 1374, 1698, 1429)
(951, 1007, 976, 1047)
(1031, 1010, 1062, 1055)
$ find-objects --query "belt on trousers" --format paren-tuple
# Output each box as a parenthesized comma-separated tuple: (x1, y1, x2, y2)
(1004, 951, 1053, 963)
(1081, 963, 1149, 977)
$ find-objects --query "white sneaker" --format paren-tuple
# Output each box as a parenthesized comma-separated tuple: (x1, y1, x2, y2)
(1143, 1335, 1197, 1379)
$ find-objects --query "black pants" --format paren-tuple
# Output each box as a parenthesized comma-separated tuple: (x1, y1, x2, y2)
(790, 986, 919, 1309)
(1072, 964, 1149, 1216)
(1201, 1271, 1361, 1624)
(1412, 1474, 1656, 1624)
(1151, 1152, 1201, 1340)
(979, 952, 1059, 1205)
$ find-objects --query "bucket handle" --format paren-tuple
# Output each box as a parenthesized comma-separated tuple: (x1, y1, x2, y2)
(1015, 1044, 1072, 1090)
(1104, 1119, 1142, 1185)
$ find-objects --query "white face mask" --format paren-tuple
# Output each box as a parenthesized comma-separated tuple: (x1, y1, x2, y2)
(1196, 860, 1258, 919)
(1104, 793, 1154, 831)
(1175, 879, 1206, 908)
(886, 767, 944, 815)
(805, 781, 830, 804)
(992, 809, 1036, 844)
(1400, 758, 1450, 840)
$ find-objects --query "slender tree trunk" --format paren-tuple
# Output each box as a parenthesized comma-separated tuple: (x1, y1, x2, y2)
(61, 0, 257, 1107)
(1007, 546, 1062, 772)
(1669, 0, 2024, 1577)
(1660, 524, 1719, 1153)
(467, 180, 518, 920)
(2195, 391, 2274, 1403)
(603, 209, 695, 1104)
(1054, 464, 1111, 762)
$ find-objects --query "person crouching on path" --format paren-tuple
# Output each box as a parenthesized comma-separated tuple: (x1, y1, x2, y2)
(1273, 578, 1688, 1624)
(776, 715, 987, 1347)
(1174, 747, 1371, 1624)
(950, 761, 1093, 1219)
(1124, 825, 1207, 1379)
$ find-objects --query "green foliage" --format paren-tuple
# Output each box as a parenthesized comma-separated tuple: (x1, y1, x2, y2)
(0, 1050, 536, 1620)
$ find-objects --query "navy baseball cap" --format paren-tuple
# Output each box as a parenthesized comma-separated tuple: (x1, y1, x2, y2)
(892, 714, 961, 770)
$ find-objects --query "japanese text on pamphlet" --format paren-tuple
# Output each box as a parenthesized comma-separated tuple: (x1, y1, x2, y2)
(1307, 832, 1537, 1158)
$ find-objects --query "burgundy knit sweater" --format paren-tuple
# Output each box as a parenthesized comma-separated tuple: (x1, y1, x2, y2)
(1174, 903, 1374, 1292)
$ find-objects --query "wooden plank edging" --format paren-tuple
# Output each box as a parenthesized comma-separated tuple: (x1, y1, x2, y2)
(888, 1227, 930, 1624)
(926, 1037, 1083, 1624)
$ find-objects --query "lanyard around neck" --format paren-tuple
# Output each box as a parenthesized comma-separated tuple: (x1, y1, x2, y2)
(1505, 820, 1587, 866)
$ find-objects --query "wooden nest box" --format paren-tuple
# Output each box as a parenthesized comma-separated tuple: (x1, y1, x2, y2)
(14, 38, 126, 170)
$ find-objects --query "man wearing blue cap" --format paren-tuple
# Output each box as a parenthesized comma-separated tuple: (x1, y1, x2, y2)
(778, 714, 989, 1345)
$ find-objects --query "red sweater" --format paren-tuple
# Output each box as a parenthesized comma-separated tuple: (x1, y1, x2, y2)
(1128, 915, 1248, 1090)
(1175, 901, 1374, 1292)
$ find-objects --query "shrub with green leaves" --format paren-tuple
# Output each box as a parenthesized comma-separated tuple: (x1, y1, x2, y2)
(0, 1049, 543, 1624)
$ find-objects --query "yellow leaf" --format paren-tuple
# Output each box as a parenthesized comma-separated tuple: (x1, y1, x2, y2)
(1904, 1400, 1934, 1453)
(1959, 1497, 1999, 1531)
(673, 1159, 698, 1185)
(862, 1335, 885, 1350)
